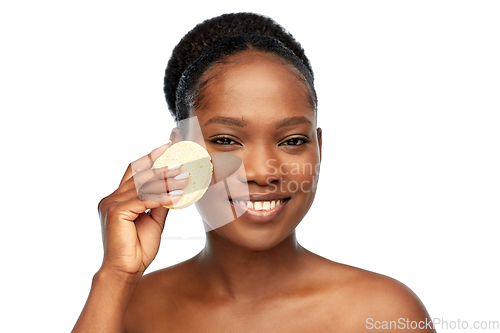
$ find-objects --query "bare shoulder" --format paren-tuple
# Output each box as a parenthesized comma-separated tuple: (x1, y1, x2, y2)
(351, 269, 435, 332)
(304, 250, 435, 332)
(123, 258, 196, 333)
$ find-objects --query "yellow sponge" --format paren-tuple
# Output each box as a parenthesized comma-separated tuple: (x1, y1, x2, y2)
(152, 141, 213, 209)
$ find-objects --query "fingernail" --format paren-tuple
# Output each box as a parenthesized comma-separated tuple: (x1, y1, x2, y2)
(159, 140, 172, 148)
(174, 172, 189, 180)
(167, 163, 182, 170)
(169, 190, 183, 196)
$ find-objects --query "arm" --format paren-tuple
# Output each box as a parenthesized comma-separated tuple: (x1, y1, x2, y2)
(72, 268, 140, 333)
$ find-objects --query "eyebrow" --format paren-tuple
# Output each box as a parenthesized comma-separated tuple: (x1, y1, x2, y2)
(203, 115, 312, 129)
(204, 116, 247, 127)
(275, 116, 312, 129)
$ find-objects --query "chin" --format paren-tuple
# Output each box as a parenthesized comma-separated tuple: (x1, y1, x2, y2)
(208, 218, 299, 252)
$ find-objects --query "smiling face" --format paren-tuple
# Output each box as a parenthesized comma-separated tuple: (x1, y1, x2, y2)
(192, 50, 322, 251)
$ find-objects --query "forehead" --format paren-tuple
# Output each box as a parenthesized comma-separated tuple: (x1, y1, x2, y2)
(194, 50, 315, 127)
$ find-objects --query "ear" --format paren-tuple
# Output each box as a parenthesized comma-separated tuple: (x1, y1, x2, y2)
(169, 127, 183, 144)
(317, 127, 322, 162)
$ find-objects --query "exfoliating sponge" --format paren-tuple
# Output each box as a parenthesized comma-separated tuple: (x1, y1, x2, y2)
(152, 141, 213, 209)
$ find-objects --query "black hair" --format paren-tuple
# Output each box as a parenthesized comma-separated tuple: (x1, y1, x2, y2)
(164, 12, 317, 123)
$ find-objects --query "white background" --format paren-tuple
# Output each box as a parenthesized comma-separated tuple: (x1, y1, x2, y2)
(1, 1, 499, 332)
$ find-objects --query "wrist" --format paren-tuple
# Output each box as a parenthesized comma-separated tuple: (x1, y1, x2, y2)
(95, 265, 143, 287)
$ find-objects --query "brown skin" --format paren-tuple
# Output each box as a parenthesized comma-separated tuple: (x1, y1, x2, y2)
(73, 50, 435, 333)
(124, 51, 436, 332)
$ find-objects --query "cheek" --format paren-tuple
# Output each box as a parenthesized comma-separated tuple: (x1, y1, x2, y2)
(280, 153, 320, 195)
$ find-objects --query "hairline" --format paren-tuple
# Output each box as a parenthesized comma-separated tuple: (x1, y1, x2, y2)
(184, 49, 317, 122)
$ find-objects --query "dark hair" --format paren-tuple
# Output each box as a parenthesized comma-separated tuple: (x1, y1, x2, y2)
(164, 12, 317, 123)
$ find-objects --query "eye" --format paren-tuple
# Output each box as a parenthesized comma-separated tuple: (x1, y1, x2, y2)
(280, 136, 310, 146)
(210, 135, 240, 146)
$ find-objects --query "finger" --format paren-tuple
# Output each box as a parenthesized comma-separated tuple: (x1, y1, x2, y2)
(118, 166, 183, 195)
(120, 163, 134, 187)
(106, 169, 186, 208)
(113, 192, 182, 221)
(138, 176, 189, 195)
(131, 165, 182, 189)
(105, 186, 143, 204)
(120, 142, 172, 186)
(148, 206, 169, 226)
(137, 191, 184, 203)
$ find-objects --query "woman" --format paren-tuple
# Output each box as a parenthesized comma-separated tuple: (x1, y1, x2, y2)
(73, 13, 435, 332)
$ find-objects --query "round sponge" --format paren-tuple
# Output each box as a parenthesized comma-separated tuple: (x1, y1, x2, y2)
(152, 141, 213, 209)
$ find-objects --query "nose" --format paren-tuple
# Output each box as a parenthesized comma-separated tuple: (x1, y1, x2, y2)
(240, 145, 283, 186)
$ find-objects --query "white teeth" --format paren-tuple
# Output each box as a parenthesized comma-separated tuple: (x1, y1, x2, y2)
(233, 199, 287, 211)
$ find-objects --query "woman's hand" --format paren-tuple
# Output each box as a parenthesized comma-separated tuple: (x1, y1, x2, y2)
(97, 142, 187, 279)
(72, 143, 188, 332)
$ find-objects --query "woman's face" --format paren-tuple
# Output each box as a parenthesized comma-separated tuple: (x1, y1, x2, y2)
(193, 50, 322, 251)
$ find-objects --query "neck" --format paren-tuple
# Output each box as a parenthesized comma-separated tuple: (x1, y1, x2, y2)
(195, 230, 306, 301)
